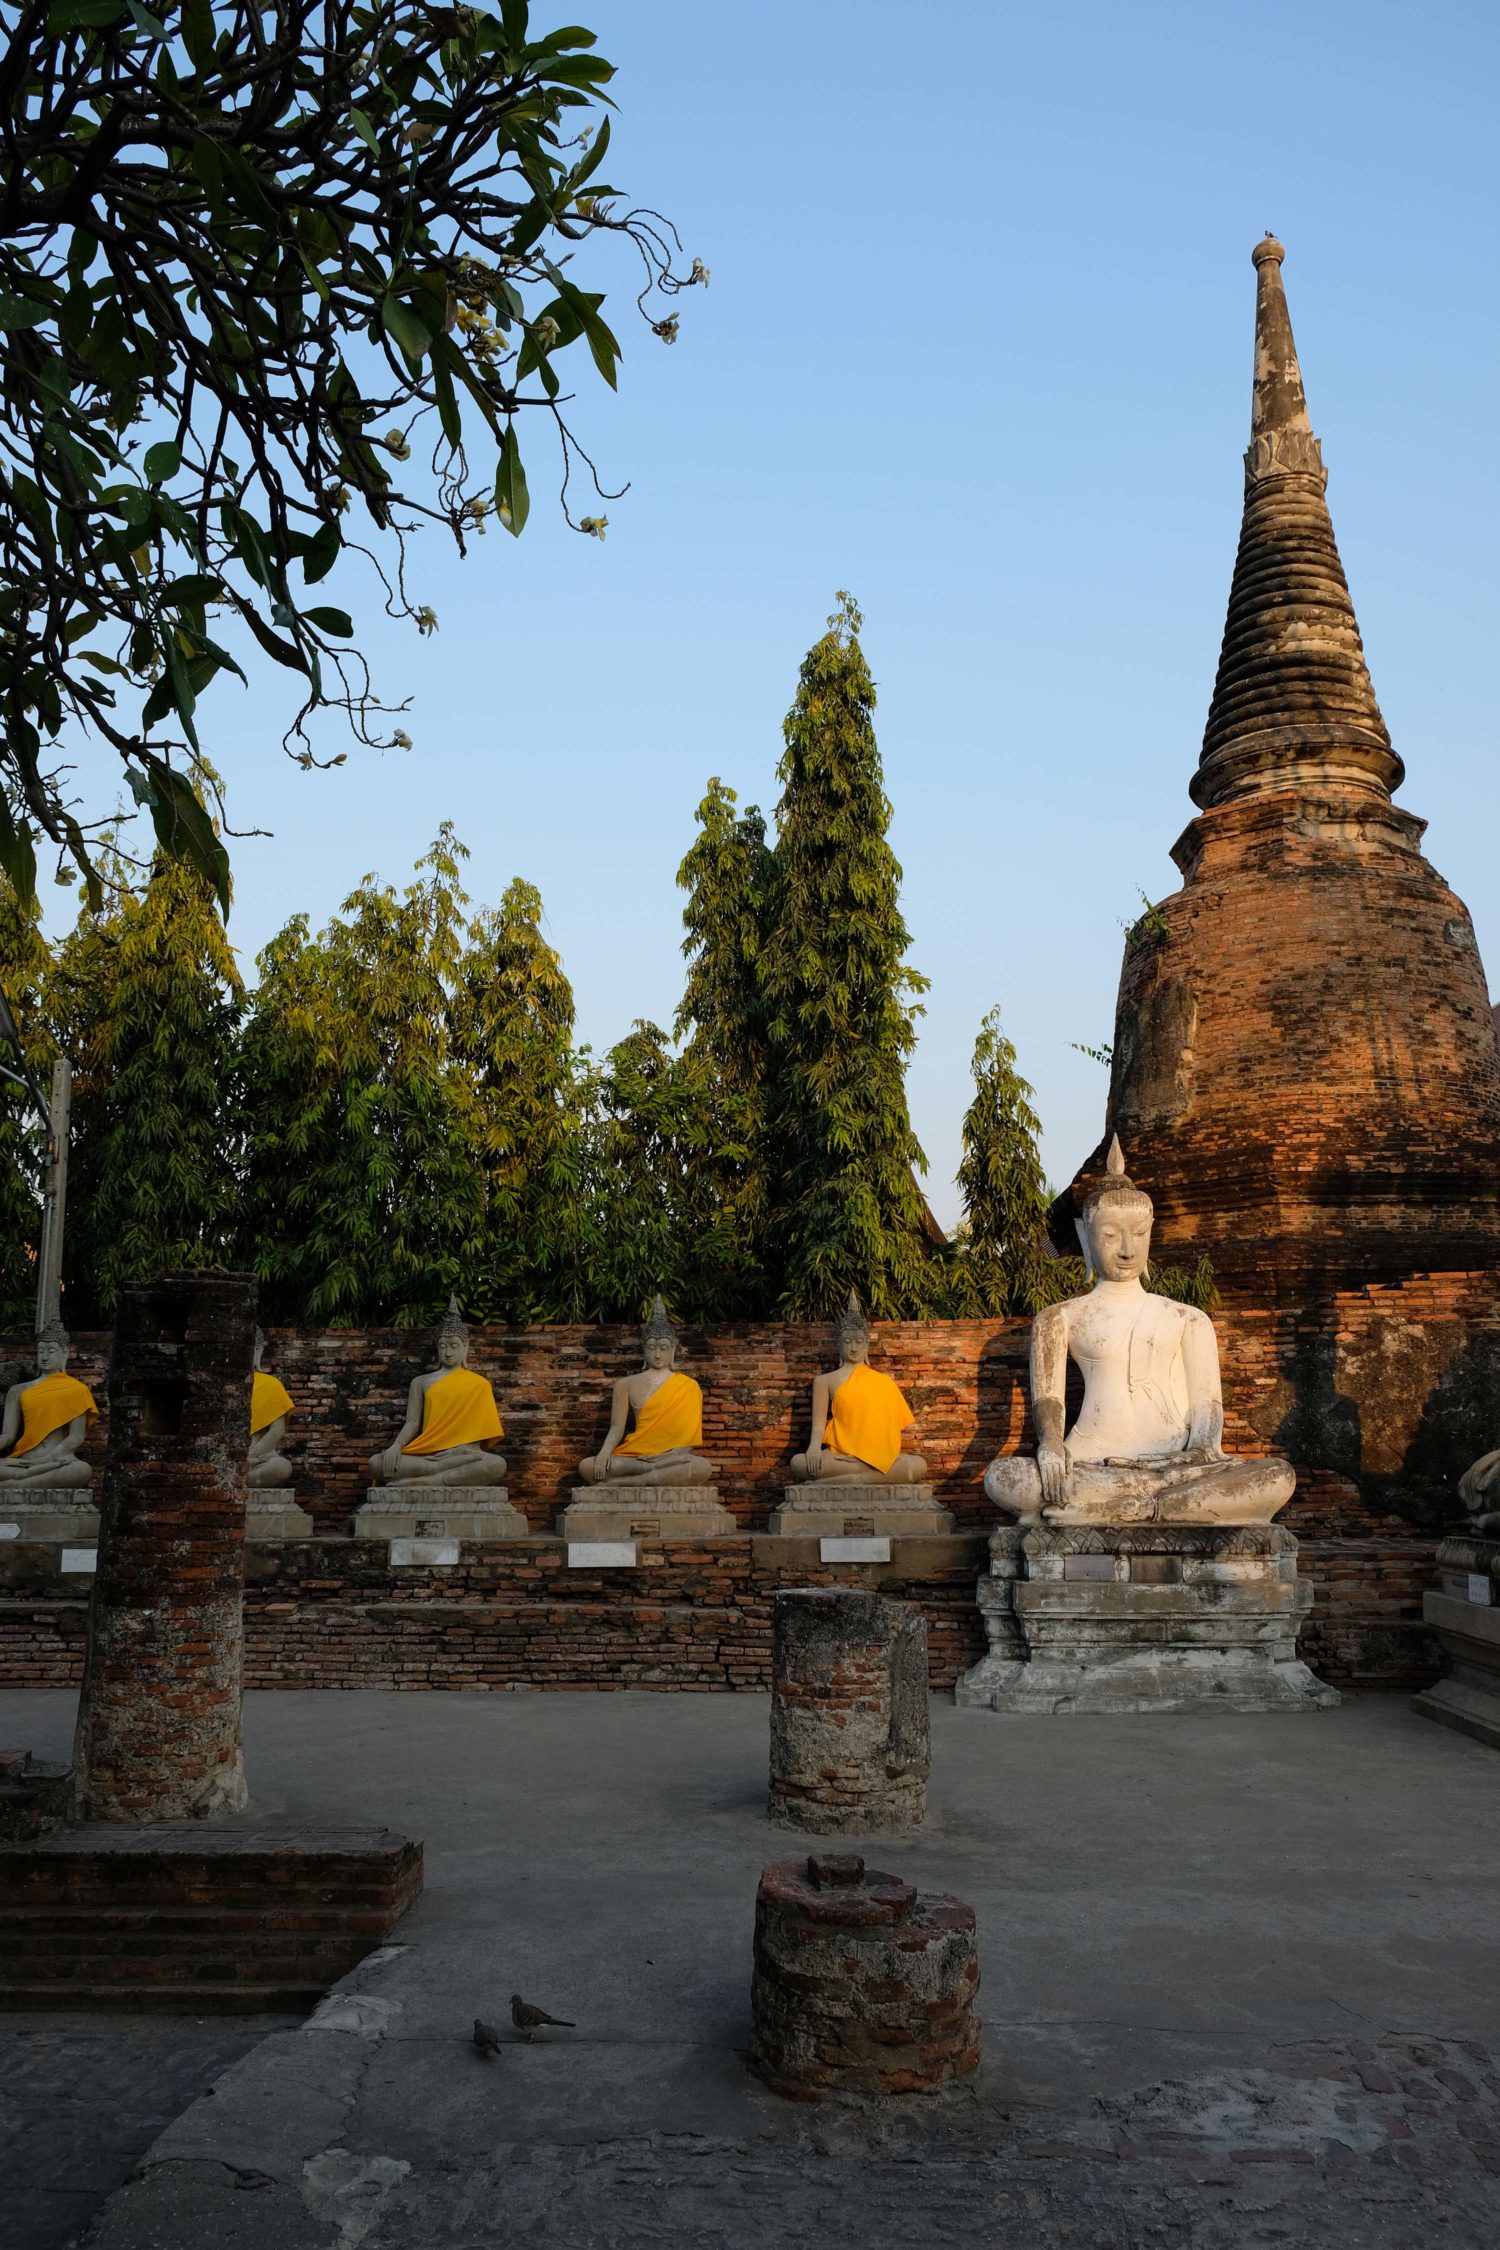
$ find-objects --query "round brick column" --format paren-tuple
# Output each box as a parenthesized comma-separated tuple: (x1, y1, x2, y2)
(749, 1851, 980, 2098)
(768, 1587, 929, 1832)
(72, 1271, 257, 1821)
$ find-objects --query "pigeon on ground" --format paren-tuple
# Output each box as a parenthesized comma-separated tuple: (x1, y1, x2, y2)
(472, 2018, 502, 2058)
(511, 1993, 575, 2040)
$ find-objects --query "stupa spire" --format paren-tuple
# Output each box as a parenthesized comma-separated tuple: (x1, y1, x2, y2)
(1191, 236, 1401, 810)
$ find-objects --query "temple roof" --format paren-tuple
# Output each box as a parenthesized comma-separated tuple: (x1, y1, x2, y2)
(1191, 237, 1402, 810)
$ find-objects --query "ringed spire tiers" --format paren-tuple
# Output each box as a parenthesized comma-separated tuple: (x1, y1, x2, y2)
(1192, 235, 1402, 811)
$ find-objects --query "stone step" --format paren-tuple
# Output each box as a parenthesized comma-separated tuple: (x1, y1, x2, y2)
(0, 1979, 326, 2013)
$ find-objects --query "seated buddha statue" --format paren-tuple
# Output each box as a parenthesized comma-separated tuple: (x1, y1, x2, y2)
(0, 1321, 96, 1489)
(248, 1329, 295, 1490)
(1459, 1446, 1500, 1539)
(368, 1299, 507, 1488)
(985, 1138, 1294, 1527)
(579, 1298, 718, 1487)
(788, 1292, 929, 1486)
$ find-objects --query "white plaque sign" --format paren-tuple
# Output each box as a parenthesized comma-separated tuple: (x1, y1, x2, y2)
(819, 1536, 892, 1563)
(1469, 1573, 1494, 1606)
(568, 1541, 637, 1569)
(390, 1538, 460, 1567)
(0, 1523, 18, 1541)
(61, 1547, 97, 1574)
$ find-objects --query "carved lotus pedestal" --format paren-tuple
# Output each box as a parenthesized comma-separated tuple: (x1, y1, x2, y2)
(556, 1486, 737, 1541)
(1412, 1534, 1500, 1752)
(768, 1485, 956, 1539)
(955, 1523, 1339, 1714)
(353, 1487, 529, 1542)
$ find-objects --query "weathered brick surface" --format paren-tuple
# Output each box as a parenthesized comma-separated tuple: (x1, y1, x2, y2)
(749, 1853, 980, 2099)
(768, 1590, 930, 1831)
(1089, 794, 1500, 1299)
(0, 1822, 422, 2011)
(71, 1273, 258, 1822)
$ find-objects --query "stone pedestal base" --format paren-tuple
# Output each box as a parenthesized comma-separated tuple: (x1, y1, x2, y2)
(767, 1484, 955, 1538)
(246, 1493, 315, 1543)
(956, 1523, 1339, 1714)
(556, 1485, 737, 1541)
(1412, 1534, 1500, 1752)
(0, 1495, 101, 1545)
(353, 1488, 528, 1542)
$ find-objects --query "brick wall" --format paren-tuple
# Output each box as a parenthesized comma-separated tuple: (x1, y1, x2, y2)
(13, 1283, 1497, 1537)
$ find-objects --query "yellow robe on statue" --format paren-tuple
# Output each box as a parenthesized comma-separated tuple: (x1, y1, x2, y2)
(825, 1362, 913, 1476)
(13, 1371, 97, 1457)
(615, 1370, 703, 1458)
(403, 1366, 503, 1456)
(251, 1371, 295, 1436)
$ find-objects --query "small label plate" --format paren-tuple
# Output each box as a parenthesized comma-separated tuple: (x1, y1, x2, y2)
(0, 1523, 18, 1541)
(61, 1547, 97, 1574)
(390, 1538, 460, 1567)
(568, 1540, 637, 1569)
(1469, 1573, 1494, 1606)
(819, 1536, 892, 1563)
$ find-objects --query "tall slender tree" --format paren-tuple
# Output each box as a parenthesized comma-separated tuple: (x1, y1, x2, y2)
(0, 878, 55, 1330)
(951, 1006, 1054, 1316)
(52, 850, 244, 1321)
(239, 827, 484, 1325)
(674, 779, 777, 1309)
(451, 877, 584, 1322)
(758, 594, 934, 1318)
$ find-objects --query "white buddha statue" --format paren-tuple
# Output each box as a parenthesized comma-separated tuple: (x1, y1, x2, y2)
(0, 1322, 96, 1490)
(787, 1292, 928, 1486)
(248, 1329, 295, 1490)
(579, 1298, 718, 1487)
(1459, 1447, 1500, 1539)
(985, 1139, 1294, 1527)
(368, 1299, 507, 1489)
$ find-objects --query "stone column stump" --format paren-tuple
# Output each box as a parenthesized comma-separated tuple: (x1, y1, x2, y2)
(768, 1587, 930, 1833)
(749, 1851, 980, 2099)
(71, 1271, 257, 1822)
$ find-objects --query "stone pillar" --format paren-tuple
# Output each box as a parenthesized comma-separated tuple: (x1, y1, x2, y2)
(749, 1852, 980, 2099)
(768, 1587, 929, 1833)
(72, 1271, 257, 1822)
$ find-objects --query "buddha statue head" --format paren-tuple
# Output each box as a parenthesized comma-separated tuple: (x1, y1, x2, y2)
(1078, 1137, 1154, 1283)
(641, 1295, 678, 1372)
(435, 1297, 471, 1372)
(253, 1326, 267, 1372)
(35, 1319, 70, 1378)
(835, 1289, 872, 1367)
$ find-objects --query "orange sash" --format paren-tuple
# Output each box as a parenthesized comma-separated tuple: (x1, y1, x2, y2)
(825, 1362, 912, 1475)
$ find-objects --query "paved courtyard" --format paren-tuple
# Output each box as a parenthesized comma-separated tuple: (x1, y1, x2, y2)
(2, 1685, 1498, 2247)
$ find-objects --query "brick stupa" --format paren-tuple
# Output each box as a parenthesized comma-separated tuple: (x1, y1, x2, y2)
(1065, 237, 1500, 1299)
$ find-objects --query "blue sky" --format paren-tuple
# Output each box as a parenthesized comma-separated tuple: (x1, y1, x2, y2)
(65, 0, 1500, 1225)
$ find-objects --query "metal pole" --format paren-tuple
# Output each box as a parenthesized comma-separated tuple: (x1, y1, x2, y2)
(37, 1056, 70, 1335)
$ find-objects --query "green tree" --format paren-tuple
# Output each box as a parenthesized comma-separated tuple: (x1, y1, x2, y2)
(0, 879, 55, 1329)
(239, 826, 484, 1324)
(0, 0, 706, 906)
(51, 850, 244, 1321)
(949, 1006, 1054, 1316)
(451, 876, 585, 1322)
(759, 593, 934, 1319)
(674, 778, 776, 1310)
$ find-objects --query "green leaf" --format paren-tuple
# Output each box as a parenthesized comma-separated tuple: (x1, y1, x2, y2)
(138, 756, 231, 918)
(302, 521, 342, 585)
(0, 801, 37, 908)
(350, 107, 379, 155)
(305, 607, 353, 639)
(495, 425, 530, 537)
(47, 0, 127, 25)
(0, 294, 50, 332)
(125, 1, 169, 35)
(180, 0, 214, 68)
(429, 345, 462, 450)
(381, 295, 431, 363)
(144, 439, 180, 484)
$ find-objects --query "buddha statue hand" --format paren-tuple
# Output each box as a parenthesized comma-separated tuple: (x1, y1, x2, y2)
(1038, 1443, 1069, 1512)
